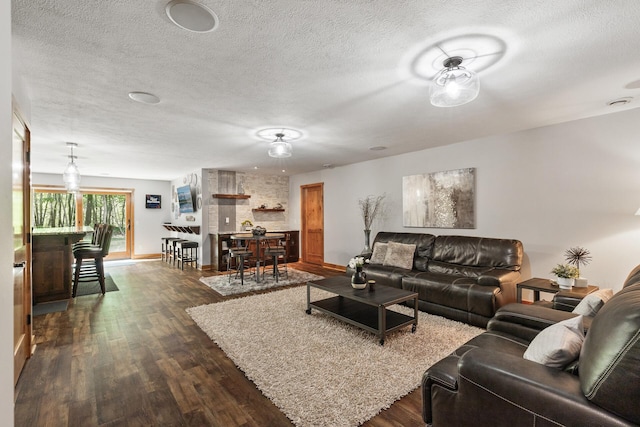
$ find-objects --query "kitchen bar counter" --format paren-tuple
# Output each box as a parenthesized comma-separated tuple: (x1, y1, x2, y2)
(32, 226, 91, 303)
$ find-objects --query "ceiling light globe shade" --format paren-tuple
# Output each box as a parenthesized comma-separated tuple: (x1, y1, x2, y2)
(430, 67, 480, 107)
(63, 162, 80, 184)
(268, 141, 292, 158)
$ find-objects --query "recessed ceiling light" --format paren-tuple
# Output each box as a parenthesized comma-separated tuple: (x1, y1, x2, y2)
(165, 0, 218, 33)
(128, 91, 160, 104)
(607, 97, 633, 106)
(369, 146, 387, 151)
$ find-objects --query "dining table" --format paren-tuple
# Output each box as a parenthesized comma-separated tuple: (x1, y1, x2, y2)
(230, 232, 285, 283)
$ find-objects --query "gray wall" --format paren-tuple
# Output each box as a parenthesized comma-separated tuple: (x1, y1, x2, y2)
(290, 107, 640, 293)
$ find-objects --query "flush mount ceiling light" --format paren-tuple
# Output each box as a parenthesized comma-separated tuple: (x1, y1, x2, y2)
(430, 56, 480, 107)
(256, 128, 303, 159)
(268, 133, 293, 158)
(165, 0, 218, 33)
(128, 91, 160, 104)
(62, 142, 81, 193)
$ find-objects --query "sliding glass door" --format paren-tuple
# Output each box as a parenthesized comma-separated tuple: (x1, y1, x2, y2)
(33, 188, 132, 259)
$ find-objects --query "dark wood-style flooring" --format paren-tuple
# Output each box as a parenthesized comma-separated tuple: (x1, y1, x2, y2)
(15, 260, 423, 426)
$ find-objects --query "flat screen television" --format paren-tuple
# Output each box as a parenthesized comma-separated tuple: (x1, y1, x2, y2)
(177, 185, 195, 213)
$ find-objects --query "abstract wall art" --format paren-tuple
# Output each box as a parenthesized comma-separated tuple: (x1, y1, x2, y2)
(402, 168, 475, 228)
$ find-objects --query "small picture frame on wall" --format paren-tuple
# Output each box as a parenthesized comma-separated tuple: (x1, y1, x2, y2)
(145, 194, 161, 209)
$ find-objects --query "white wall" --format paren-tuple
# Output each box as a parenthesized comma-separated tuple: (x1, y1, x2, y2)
(1, 0, 14, 422)
(290, 107, 640, 292)
(33, 173, 171, 257)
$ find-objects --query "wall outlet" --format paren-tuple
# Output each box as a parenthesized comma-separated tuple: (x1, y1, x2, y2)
(225, 217, 229, 224)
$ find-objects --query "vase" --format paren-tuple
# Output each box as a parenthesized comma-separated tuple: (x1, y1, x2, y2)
(361, 229, 372, 255)
(351, 266, 367, 289)
(556, 277, 574, 290)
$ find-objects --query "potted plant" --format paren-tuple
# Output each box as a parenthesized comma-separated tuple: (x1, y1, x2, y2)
(564, 246, 592, 287)
(241, 219, 253, 231)
(551, 263, 579, 289)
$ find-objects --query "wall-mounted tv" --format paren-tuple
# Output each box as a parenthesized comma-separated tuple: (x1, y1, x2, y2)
(177, 185, 195, 213)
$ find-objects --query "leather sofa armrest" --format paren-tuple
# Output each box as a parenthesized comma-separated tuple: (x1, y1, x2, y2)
(455, 349, 629, 426)
(477, 269, 519, 287)
(487, 303, 580, 342)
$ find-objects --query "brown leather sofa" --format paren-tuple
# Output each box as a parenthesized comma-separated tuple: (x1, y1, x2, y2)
(347, 232, 523, 327)
(422, 265, 640, 426)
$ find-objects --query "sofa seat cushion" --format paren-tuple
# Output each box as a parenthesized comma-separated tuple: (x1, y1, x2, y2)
(402, 272, 499, 318)
(428, 260, 493, 278)
(360, 263, 406, 289)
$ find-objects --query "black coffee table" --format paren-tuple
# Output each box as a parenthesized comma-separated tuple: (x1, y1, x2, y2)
(306, 276, 418, 345)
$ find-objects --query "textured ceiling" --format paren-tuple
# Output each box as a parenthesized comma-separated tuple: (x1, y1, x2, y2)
(12, 0, 640, 181)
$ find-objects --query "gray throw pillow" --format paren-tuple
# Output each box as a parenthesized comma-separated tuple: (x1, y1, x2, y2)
(382, 241, 416, 270)
(572, 289, 613, 317)
(523, 315, 584, 368)
(369, 242, 388, 265)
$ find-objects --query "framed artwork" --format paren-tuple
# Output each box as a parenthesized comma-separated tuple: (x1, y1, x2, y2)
(402, 168, 475, 228)
(145, 194, 161, 209)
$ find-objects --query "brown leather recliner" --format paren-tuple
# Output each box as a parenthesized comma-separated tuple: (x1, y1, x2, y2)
(422, 265, 640, 426)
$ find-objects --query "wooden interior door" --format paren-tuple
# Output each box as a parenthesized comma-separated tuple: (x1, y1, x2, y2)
(301, 183, 324, 265)
(13, 108, 32, 385)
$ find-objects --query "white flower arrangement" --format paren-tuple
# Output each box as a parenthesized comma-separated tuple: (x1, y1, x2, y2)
(348, 256, 367, 269)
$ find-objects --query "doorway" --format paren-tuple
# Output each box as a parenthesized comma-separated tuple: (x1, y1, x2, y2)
(300, 183, 324, 265)
(33, 188, 133, 260)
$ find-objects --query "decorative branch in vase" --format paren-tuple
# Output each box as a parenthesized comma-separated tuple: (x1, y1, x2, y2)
(358, 193, 385, 254)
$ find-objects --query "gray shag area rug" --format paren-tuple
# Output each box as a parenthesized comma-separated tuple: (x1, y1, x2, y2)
(198, 268, 324, 296)
(187, 286, 483, 427)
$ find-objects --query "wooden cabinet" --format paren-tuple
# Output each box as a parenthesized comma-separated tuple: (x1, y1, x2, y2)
(213, 230, 299, 272)
(32, 228, 88, 303)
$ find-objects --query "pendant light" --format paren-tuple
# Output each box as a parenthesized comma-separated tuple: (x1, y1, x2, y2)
(430, 56, 480, 107)
(268, 133, 293, 158)
(62, 142, 81, 193)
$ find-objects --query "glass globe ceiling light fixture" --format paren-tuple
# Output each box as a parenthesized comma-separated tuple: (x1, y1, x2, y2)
(430, 56, 480, 107)
(268, 133, 293, 158)
(62, 142, 81, 193)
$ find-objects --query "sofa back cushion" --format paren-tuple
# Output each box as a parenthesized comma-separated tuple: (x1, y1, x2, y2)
(622, 264, 640, 288)
(579, 283, 640, 424)
(431, 235, 523, 271)
(372, 232, 435, 271)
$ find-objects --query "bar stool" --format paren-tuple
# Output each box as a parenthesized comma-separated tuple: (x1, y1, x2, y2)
(72, 225, 113, 297)
(161, 236, 175, 262)
(227, 242, 254, 285)
(263, 240, 288, 282)
(176, 241, 198, 270)
(169, 238, 188, 266)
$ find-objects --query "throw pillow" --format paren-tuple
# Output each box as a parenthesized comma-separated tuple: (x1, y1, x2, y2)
(382, 241, 416, 270)
(523, 315, 584, 369)
(369, 242, 388, 265)
(572, 289, 614, 317)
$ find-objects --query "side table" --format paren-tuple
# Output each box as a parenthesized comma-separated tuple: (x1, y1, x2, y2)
(516, 278, 599, 303)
